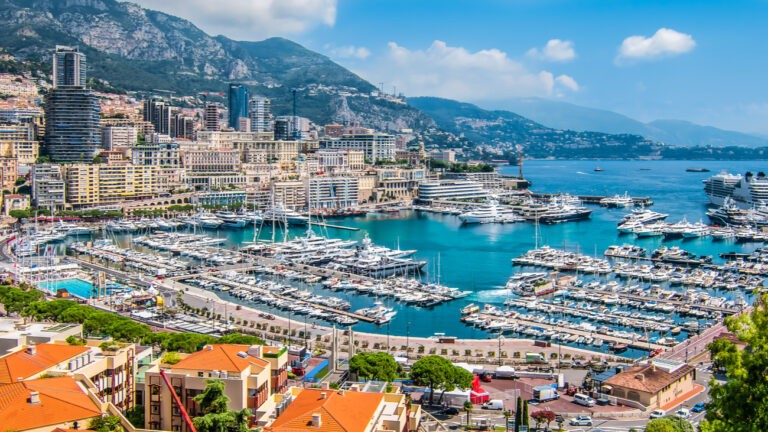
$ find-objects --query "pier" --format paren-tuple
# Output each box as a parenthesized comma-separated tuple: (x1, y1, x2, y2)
(189, 273, 377, 324)
(531, 193, 654, 206)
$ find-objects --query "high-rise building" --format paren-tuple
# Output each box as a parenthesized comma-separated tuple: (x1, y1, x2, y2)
(53, 46, 86, 87)
(45, 45, 101, 162)
(204, 102, 221, 131)
(228, 84, 249, 130)
(44, 87, 101, 162)
(248, 96, 271, 132)
(143, 98, 174, 135)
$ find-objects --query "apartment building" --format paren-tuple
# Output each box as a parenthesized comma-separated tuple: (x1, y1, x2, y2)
(63, 164, 159, 207)
(0, 156, 18, 191)
(0, 122, 39, 164)
(317, 149, 366, 174)
(143, 344, 287, 430)
(30, 164, 66, 211)
(307, 176, 359, 209)
(321, 133, 396, 163)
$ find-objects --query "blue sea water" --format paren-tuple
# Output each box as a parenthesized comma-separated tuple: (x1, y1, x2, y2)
(87, 160, 763, 354)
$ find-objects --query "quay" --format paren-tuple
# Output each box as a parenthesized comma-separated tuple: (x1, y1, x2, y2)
(531, 193, 654, 206)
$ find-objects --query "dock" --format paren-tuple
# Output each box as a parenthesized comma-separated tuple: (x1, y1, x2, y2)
(191, 273, 376, 323)
(531, 193, 654, 206)
(468, 313, 666, 351)
(310, 222, 359, 231)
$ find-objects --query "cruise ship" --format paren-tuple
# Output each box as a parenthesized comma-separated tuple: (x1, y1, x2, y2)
(704, 171, 768, 208)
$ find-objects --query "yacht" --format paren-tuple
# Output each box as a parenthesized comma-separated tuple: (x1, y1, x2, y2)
(600, 192, 634, 208)
(458, 199, 521, 224)
(619, 209, 668, 225)
(262, 204, 309, 226)
(215, 211, 248, 228)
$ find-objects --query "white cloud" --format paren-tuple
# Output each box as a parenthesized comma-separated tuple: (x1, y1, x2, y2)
(133, 0, 337, 41)
(556, 75, 579, 91)
(527, 39, 576, 62)
(325, 45, 371, 60)
(362, 40, 578, 101)
(616, 28, 696, 63)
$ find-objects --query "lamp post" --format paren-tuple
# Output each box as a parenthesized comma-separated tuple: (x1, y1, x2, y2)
(406, 321, 410, 360)
(498, 335, 503, 366)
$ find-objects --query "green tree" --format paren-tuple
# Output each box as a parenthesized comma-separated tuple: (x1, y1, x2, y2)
(522, 400, 529, 427)
(514, 396, 522, 432)
(125, 405, 145, 429)
(410, 355, 473, 405)
(645, 417, 682, 432)
(8, 208, 31, 221)
(216, 333, 264, 345)
(192, 379, 250, 432)
(503, 410, 512, 432)
(349, 352, 402, 382)
(88, 415, 125, 431)
(464, 400, 473, 426)
(701, 295, 768, 432)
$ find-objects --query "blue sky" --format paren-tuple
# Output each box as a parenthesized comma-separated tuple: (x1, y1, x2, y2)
(134, 0, 768, 135)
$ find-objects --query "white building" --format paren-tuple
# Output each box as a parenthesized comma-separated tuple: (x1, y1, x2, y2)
(101, 126, 138, 149)
(417, 180, 486, 201)
(321, 133, 396, 163)
(307, 176, 359, 209)
(248, 96, 271, 132)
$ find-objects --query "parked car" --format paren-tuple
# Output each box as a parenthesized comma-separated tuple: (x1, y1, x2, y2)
(692, 402, 706, 413)
(569, 415, 593, 426)
(676, 408, 691, 418)
(443, 407, 459, 415)
(650, 409, 666, 419)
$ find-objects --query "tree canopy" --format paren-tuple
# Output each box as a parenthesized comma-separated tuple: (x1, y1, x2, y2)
(701, 295, 768, 432)
(410, 355, 474, 404)
(0, 285, 263, 353)
(646, 416, 694, 432)
(349, 352, 402, 382)
(193, 379, 250, 432)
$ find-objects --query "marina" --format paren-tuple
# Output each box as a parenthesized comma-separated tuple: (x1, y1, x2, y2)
(4, 160, 768, 359)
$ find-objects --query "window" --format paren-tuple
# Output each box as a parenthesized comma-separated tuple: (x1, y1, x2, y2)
(198, 372, 204, 377)
(151, 385, 160, 395)
(150, 403, 160, 414)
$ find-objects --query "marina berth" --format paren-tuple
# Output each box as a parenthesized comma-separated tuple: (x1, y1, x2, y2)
(600, 192, 635, 208)
(458, 198, 522, 224)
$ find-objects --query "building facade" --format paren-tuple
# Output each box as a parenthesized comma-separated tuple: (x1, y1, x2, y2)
(248, 96, 271, 133)
(63, 164, 159, 207)
(228, 84, 250, 131)
(417, 180, 486, 201)
(321, 133, 396, 163)
(44, 87, 102, 162)
(101, 126, 138, 149)
(31, 164, 66, 211)
(307, 176, 359, 209)
(52, 45, 86, 87)
(0, 123, 39, 165)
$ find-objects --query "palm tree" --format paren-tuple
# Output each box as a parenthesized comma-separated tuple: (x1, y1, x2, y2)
(503, 410, 512, 432)
(463, 400, 473, 427)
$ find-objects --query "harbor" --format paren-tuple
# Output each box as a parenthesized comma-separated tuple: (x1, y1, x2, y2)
(4, 160, 768, 360)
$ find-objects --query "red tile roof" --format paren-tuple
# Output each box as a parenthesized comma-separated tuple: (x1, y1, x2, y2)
(171, 344, 268, 373)
(0, 376, 102, 430)
(268, 388, 384, 432)
(0, 344, 90, 384)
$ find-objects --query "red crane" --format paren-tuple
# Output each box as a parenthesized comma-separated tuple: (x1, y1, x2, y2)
(159, 369, 197, 432)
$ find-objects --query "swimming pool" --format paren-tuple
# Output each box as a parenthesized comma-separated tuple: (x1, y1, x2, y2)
(37, 278, 97, 299)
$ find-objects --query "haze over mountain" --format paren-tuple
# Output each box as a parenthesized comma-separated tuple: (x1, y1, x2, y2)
(500, 98, 768, 148)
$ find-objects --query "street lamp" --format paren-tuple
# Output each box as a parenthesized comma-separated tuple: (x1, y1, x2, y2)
(498, 335, 503, 366)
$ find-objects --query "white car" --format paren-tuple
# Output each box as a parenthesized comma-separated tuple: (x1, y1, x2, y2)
(650, 409, 666, 418)
(676, 408, 691, 418)
(569, 415, 593, 426)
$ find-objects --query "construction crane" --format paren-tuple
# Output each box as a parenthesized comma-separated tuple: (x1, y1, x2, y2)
(159, 370, 197, 432)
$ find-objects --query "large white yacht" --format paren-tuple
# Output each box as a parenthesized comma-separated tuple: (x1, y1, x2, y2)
(458, 199, 521, 224)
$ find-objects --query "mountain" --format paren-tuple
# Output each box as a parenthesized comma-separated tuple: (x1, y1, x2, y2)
(0, 0, 433, 131)
(408, 97, 664, 159)
(500, 97, 768, 148)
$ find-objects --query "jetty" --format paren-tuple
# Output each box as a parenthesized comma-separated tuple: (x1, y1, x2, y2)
(531, 193, 653, 206)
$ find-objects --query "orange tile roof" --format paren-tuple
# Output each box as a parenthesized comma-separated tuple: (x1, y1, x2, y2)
(171, 344, 269, 373)
(268, 388, 384, 432)
(0, 376, 102, 430)
(0, 344, 90, 384)
(604, 362, 695, 394)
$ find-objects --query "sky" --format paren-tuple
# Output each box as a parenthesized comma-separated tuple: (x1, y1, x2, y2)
(133, 0, 768, 135)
